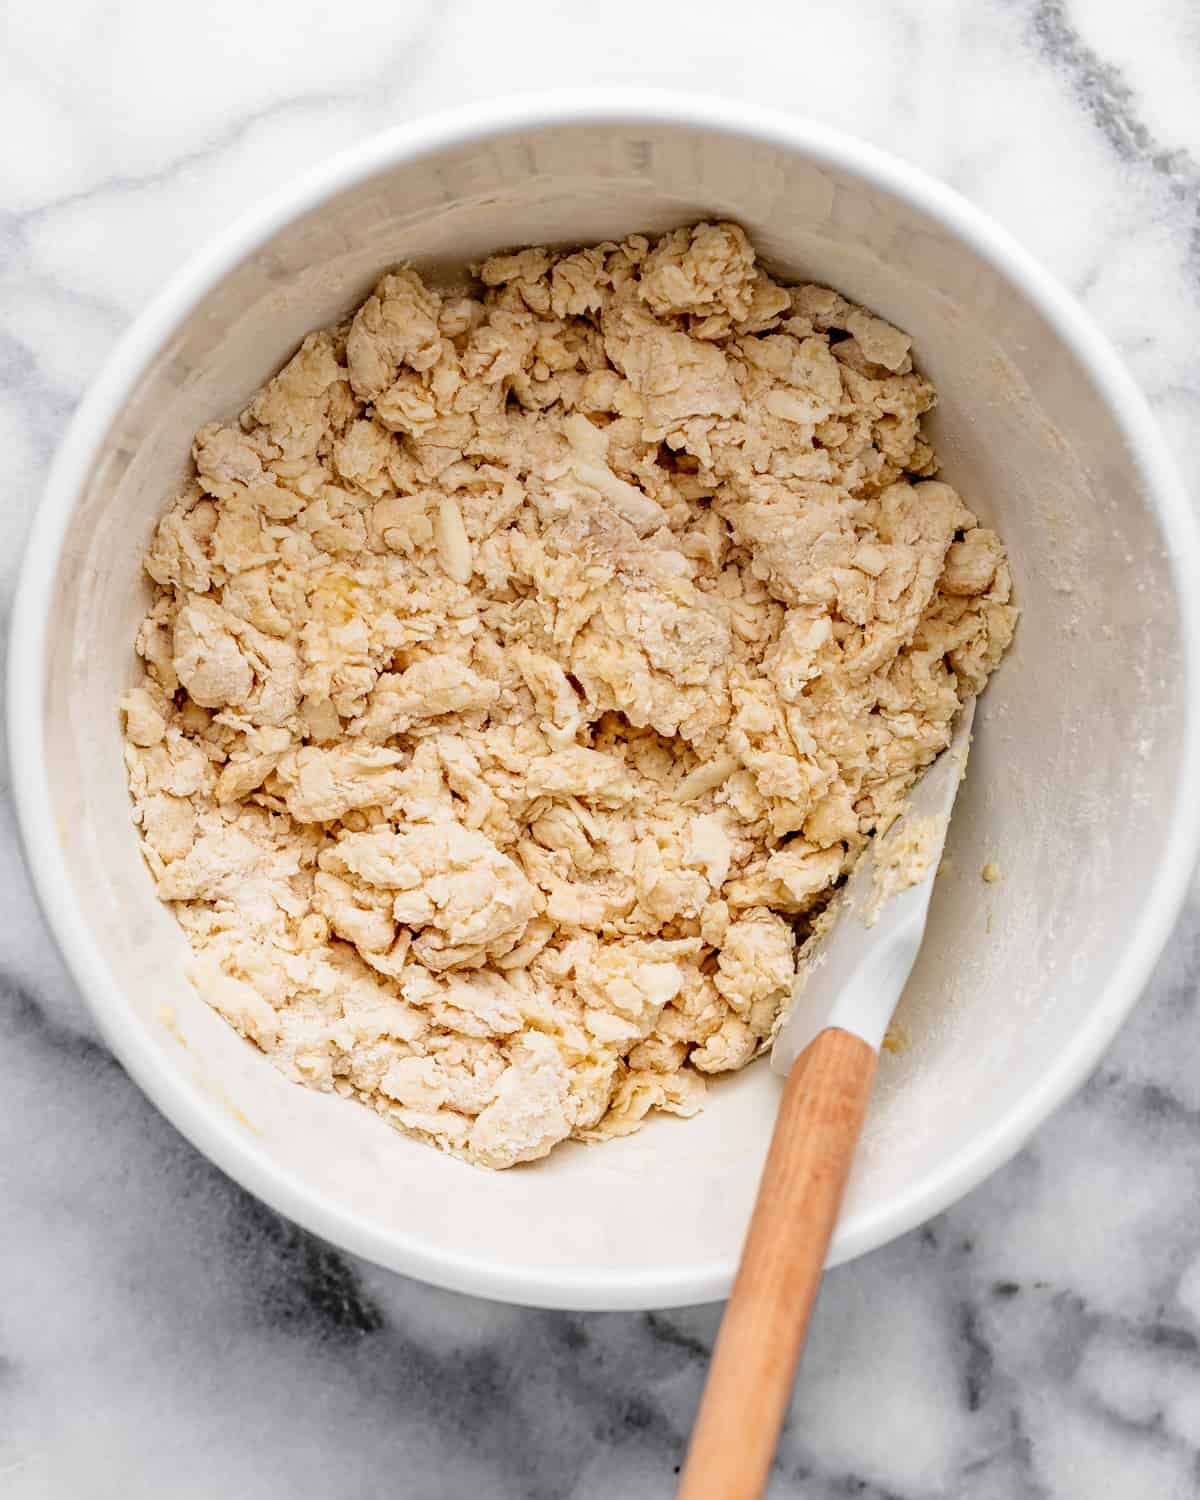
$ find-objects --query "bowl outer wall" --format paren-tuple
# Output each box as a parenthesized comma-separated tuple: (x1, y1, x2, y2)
(9, 89, 1200, 1310)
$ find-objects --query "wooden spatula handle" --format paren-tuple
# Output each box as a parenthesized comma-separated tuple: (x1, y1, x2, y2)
(676, 1027, 878, 1500)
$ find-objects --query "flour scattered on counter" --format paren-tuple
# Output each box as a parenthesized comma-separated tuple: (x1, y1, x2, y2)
(121, 222, 1016, 1168)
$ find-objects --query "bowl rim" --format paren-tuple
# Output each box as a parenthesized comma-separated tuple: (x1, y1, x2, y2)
(10, 88, 1200, 1311)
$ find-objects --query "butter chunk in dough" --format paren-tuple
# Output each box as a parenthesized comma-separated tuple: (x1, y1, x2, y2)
(122, 221, 1016, 1170)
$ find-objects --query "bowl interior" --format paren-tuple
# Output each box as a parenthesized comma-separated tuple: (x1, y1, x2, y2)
(28, 112, 1193, 1307)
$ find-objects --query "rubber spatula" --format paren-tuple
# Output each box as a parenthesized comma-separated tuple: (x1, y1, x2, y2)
(676, 698, 976, 1500)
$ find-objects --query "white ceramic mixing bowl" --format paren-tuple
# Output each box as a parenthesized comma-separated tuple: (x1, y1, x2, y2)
(10, 92, 1200, 1310)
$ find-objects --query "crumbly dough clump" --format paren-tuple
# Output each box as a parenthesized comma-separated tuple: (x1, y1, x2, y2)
(122, 223, 1016, 1169)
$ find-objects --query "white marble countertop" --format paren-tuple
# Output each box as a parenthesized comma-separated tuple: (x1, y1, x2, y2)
(5, 2, 1200, 1494)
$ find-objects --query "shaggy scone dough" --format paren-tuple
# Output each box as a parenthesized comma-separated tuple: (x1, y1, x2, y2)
(121, 223, 1016, 1169)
